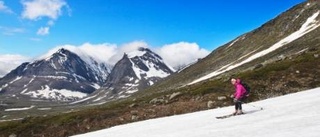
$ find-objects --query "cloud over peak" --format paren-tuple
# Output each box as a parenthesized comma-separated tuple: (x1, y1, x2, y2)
(40, 41, 210, 69)
(0, 41, 209, 77)
(157, 42, 210, 69)
(0, 54, 30, 77)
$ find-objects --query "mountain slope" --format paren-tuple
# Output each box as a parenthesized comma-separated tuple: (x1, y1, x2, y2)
(141, 1, 320, 93)
(189, 9, 320, 85)
(0, 48, 110, 101)
(105, 47, 173, 93)
(72, 47, 174, 104)
(72, 87, 320, 137)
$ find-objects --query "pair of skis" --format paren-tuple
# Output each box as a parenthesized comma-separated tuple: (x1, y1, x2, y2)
(216, 113, 244, 119)
(216, 102, 264, 119)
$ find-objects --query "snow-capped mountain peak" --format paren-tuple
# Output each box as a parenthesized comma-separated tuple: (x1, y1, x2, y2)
(76, 47, 175, 104)
(127, 47, 173, 80)
(108, 47, 174, 94)
(128, 47, 162, 59)
(0, 48, 110, 101)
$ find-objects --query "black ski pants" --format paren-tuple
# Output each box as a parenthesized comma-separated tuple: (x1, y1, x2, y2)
(235, 100, 242, 110)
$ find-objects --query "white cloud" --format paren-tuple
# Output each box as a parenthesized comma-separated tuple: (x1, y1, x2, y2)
(37, 27, 49, 35)
(21, 0, 70, 36)
(39, 41, 210, 69)
(0, 26, 25, 35)
(156, 42, 210, 69)
(40, 41, 148, 65)
(39, 43, 118, 65)
(21, 0, 68, 20)
(0, 54, 30, 77)
(120, 41, 149, 53)
(47, 20, 55, 26)
(29, 37, 42, 41)
(78, 43, 118, 64)
(0, 1, 13, 14)
(107, 41, 149, 65)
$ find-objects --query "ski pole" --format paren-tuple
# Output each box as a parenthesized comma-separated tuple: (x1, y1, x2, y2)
(241, 101, 263, 110)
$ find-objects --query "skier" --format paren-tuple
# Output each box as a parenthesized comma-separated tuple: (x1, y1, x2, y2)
(230, 78, 247, 115)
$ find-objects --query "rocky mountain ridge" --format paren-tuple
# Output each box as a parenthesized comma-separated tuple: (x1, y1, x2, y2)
(0, 48, 110, 101)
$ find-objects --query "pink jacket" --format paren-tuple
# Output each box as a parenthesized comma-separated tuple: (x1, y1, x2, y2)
(233, 79, 247, 100)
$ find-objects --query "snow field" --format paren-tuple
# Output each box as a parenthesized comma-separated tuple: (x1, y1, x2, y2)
(73, 87, 320, 137)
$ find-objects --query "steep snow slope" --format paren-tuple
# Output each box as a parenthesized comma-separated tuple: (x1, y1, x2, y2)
(73, 87, 320, 137)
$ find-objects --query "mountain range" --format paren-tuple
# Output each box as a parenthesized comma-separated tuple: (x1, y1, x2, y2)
(0, 47, 175, 102)
(71, 47, 175, 104)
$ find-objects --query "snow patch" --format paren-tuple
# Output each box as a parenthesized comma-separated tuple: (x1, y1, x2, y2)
(296, 48, 309, 55)
(37, 108, 52, 110)
(5, 105, 35, 112)
(0, 84, 8, 91)
(23, 85, 88, 101)
(130, 58, 170, 80)
(118, 95, 130, 99)
(227, 37, 240, 48)
(9, 76, 22, 84)
(24, 76, 35, 87)
(126, 89, 138, 94)
(91, 83, 101, 89)
(149, 80, 154, 86)
(37, 75, 68, 80)
(128, 50, 146, 58)
(0, 118, 24, 122)
(20, 88, 28, 94)
(70, 94, 99, 104)
(93, 96, 105, 102)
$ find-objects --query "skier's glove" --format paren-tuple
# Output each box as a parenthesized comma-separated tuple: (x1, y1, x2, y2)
(233, 98, 238, 103)
(230, 94, 234, 98)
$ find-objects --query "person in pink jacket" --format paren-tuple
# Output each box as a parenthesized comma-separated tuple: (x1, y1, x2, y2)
(231, 78, 247, 115)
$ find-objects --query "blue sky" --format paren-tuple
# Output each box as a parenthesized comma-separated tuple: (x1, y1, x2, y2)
(0, 0, 306, 75)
